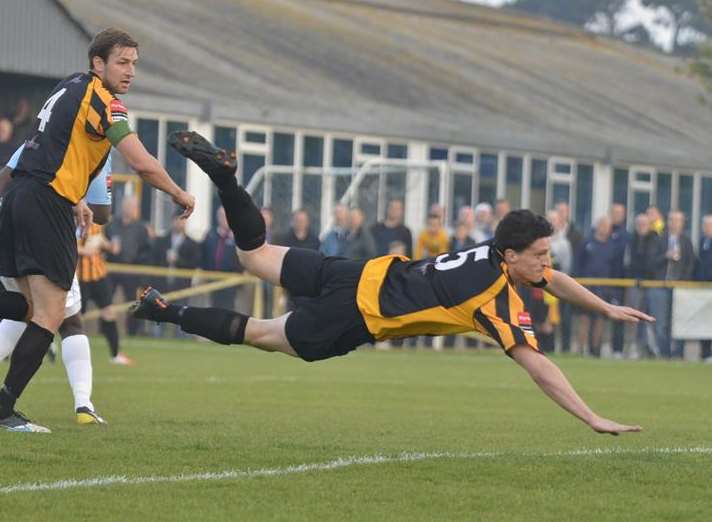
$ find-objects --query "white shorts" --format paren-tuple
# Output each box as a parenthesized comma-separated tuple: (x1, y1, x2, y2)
(1, 274, 82, 319)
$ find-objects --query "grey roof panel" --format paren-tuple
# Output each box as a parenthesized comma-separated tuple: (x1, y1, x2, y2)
(54, 0, 712, 169)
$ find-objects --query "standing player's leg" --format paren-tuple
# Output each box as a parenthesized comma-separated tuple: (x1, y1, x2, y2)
(58, 314, 106, 425)
(0, 275, 65, 429)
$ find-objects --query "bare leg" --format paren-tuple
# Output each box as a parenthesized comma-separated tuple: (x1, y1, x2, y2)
(237, 244, 289, 286)
(244, 313, 299, 357)
(27, 275, 66, 333)
(577, 315, 590, 355)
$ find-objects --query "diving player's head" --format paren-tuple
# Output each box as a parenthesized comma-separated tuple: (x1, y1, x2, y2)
(494, 210, 553, 286)
(88, 28, 139, 95)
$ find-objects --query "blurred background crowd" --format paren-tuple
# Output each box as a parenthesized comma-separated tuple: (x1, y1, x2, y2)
(78, 189, 712, 362)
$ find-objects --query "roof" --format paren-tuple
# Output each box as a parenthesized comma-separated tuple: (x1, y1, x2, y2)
(53, 0, 712, 169)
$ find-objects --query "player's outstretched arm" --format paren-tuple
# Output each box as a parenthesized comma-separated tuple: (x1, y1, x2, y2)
(546, 270, 654, 323)
(116, 134, 195, 218)
(510, 346, 642, 435)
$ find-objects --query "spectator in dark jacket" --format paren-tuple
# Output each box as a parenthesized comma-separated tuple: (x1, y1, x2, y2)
(277, 209, 320, 251)
(320, 203, 350, 257)
(627, 214, 667, 358)
(663, 211, 696, 358)
(344, 207, 377, 260)
(449, 221, 476, 252)
(202, 206, 241, 310)
(609, 203, 629, 358)
(696, 215, 712, 362)
(371, 199, 412, 257)
(575, 216, 615, 357)
(106, 195, 153, 336)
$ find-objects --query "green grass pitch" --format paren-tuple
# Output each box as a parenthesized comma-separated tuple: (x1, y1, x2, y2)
(2, 337, 711, 521)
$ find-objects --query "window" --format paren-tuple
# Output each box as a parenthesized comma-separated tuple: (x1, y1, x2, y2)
(656, 172, 672, 217)
(387, 144, 408, 159)
(304, 136, 324, 167)
(530, 159, 547, 216)
(332, 139, 353, 201)
(455, 152, 474, 164)
(552, 183, 570, 208)
(429, 147, 448, 161)
(701, 177, 712, 230)
(478, 153, 497, 205)
(679, 174, 694, 235)
(554, 163, 572, 175)
(244, 131, 266, 144)
(271, 173, 294, 236)
(360, 143, 381, 155)
(214, 126, 237, 154)
(505, 155, 523, 209)
(165, 121, 188, 188)
(451, 173, 473, 223)
(136, 119, 158, 221)
(613, 168, 628, 206)
(302, 174, 322, 234)
(633, 191, 651, 219)
(242, 154, 265, 187)
(273, 132, 295, 166)
(575, 164, 593, 233)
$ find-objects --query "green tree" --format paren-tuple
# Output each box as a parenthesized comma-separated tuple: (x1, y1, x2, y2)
(641, 0, 710, 53)
(690, 0, 712, 92)
(511, 0, 627, 35)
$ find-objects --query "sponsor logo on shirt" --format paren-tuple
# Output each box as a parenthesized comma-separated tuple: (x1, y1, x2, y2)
(518, 312, 535, 335)
(110, 99, 128, 122)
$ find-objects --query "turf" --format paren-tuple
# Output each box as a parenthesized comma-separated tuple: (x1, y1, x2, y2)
(2, 338, 711, 521)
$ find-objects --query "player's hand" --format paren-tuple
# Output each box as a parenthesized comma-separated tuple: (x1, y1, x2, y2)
(172, 190, 195, 219)
(73, 199, 94, 239)
(605, 304, 654, 323)
(589, 415, 642, 436)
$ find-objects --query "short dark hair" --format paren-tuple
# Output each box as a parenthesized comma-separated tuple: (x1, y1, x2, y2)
(88, 28, 138, 69)
(494, 209, 553, 253)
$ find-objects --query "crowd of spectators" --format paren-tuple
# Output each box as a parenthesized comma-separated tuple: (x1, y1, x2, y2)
(92, 191, 712, 362)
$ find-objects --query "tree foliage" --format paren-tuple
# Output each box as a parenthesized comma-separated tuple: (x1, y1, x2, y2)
(641, 1, 709, 53)
(691, 0, 712, 92)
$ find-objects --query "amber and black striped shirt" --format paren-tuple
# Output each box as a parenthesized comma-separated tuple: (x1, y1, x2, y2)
(15, 72, 132, 204)
(77, 223, 108, 283)
(356, 240, 552, 352)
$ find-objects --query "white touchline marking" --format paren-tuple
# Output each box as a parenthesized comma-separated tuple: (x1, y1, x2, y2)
(1, 447, 710, 495)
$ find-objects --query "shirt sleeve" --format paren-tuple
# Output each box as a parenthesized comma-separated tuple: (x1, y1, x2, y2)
(473, 290, 540, 353)
(6, 145, 24, 169)
(86, 153, 112, 205)
(104, 98, 133, 147)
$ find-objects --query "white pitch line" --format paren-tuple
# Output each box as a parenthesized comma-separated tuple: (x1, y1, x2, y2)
(1, 446, 711, 495)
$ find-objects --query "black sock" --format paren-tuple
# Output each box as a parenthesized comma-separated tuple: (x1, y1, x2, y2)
(99, 319, 120, 358)
(218, 183, 265, 251)
(149, 303, 186, 325)
(2, 322, 53, 409)
(0, 291, 29, 321)
(178, 306, 249, 345)
(0, 386, 16, 419)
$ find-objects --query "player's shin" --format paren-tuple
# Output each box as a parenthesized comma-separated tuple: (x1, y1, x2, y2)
(0, 322, 53, 417)
(217, 183, 266, 251)
(152, 304, 250, 345)
(61, 335, 93, 411)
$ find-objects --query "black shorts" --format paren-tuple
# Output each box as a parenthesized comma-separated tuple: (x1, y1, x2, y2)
(80, 277, 113, 312)
(281, 248, 375, 362)
(0, 175, 77, 291)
